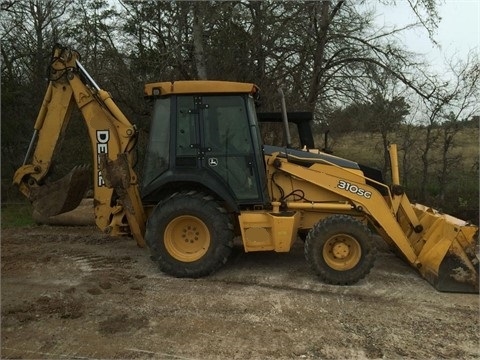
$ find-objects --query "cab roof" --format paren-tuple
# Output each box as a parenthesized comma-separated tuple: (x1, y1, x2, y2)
(144, 80, 258, 97)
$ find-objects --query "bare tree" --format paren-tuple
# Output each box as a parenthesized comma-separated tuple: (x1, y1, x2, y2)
(397, 103, 423, 189)
(414, 52, 479, 202)
(437, 54, 479, 202)
(1, 0, 72, 176)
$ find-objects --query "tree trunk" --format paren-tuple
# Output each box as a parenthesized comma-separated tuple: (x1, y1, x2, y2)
(420, 126, 433, 201)
(250, 2, 266, 85)
(381, 132, 390, 181)
(192, 3, 208, 80)
(306, 1, 330, 112)
(438, 124, 458, 203)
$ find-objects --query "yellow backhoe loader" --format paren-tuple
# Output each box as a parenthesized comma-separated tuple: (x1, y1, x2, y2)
(14, 45, 479, 293)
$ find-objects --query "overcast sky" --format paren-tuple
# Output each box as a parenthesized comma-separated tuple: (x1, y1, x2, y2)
(376, 0, 479, 74)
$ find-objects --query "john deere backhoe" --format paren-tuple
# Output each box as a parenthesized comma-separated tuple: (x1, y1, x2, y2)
(14, 45, 479, 293)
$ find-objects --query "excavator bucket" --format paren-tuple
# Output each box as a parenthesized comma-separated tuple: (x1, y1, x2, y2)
(30, 165, 91, 218)
(405, 204, 479, 293)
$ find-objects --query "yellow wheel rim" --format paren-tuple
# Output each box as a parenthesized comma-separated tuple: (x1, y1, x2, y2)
(323, 234, 361, 271)
(164, 215, 210, 263)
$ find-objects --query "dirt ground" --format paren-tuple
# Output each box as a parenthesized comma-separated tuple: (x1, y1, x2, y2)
(1, 225, 479, 359)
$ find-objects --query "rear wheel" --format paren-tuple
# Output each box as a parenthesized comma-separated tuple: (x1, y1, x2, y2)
(305, 215, 375, 285)
(146, 191, 234, 278)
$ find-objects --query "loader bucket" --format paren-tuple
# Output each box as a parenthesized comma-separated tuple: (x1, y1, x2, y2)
(30, 165, 91, 218)
(411, 204, 479, 293)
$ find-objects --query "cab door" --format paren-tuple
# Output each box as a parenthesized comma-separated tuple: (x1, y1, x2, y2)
(173, 94, 263, 203)
(200, 95, 262, 202)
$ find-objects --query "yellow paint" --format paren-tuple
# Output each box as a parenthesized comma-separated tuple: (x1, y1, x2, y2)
(144, 81, 258, 96)
(239, 211, 300, 252)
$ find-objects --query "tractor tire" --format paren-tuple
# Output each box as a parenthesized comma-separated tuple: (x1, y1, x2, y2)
(305, 215, 376, 285)
(145, 191, 234, 278)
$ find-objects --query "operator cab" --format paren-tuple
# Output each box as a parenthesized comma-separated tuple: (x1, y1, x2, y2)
(142, 81, 269, 211)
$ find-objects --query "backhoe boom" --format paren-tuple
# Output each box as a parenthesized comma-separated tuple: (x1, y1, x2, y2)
(13, 45, 146, 246)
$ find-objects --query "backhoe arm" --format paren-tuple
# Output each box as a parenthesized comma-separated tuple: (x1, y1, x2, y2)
(13, 45, 146, 246)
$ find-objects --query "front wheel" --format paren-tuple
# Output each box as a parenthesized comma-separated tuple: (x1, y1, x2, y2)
(305, 215, 375, 285)
(145, 191, 234, 278)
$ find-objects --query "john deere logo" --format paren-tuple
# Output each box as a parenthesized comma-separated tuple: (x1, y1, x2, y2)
(208, 158, 218, 167)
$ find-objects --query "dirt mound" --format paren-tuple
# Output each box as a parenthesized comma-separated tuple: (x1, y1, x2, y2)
(32, 198, 94, 226)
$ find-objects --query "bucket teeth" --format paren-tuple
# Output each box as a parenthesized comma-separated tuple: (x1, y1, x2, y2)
(31, 165, 91, 217)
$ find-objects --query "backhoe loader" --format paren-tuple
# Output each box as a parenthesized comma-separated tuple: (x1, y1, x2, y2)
(14, 45, 479, 293)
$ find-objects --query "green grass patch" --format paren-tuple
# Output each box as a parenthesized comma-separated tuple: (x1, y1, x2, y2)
(1, 203, 35, 228)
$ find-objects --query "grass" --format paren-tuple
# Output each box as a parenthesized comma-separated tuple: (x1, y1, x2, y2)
(1, 202, 35, 228)
(324, 127, 479, 172)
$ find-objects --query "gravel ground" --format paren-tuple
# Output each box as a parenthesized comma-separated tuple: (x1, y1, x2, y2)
(1, 225, 479, 359)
